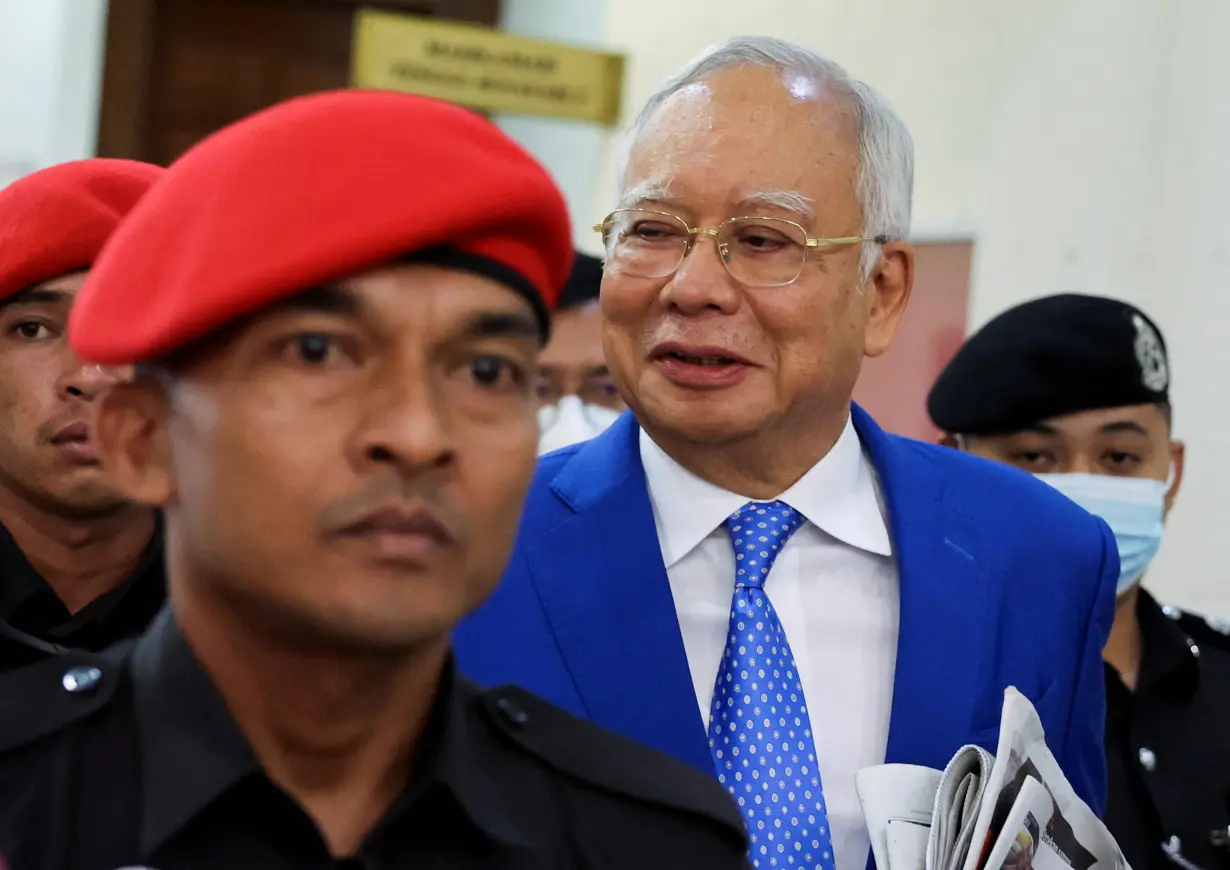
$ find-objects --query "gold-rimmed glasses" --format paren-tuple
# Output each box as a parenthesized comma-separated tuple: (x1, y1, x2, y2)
(593, 208, 889, 288)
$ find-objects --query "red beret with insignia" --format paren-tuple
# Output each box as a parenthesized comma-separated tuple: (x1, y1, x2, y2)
(69, 90, 573, 364)
(0, 159, 164, 301)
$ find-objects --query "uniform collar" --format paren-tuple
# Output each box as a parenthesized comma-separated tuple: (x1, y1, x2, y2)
(1136, 588, 1201, 698)
(0, 516, 165, 647)
(0, 521, 45, 618)
(131, 607, 526, 858)
(639, 411, 893, 569)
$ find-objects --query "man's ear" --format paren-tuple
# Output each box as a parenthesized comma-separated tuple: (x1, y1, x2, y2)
(1164, 439, 1185, 516)
(94, 379, 176, 507)
(862, 240, 915, 359)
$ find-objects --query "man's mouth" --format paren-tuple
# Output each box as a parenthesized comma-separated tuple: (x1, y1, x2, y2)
(330, 501, 457, 567)
(47, 421, 101, 464)
(50, 421, 91, 445)
(652, 343, 752, 367)
(663, 352, 739, 367)
(650, 343, 756, 389)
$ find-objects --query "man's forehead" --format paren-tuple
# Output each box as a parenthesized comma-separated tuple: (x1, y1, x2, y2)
(1010, 404, 1166, 436)
(642, 65, 855, 140)
(541, 304, 603, 367)
(1, 270, 88, 309)
(617, 175, 815, 216)
(332, 262, 530, 311)
(624, 70, 859, 210)
(33, 270, 89, 296)
(268, 264, 541, 339)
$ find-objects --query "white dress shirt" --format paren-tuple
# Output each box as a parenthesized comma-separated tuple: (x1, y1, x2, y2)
(640, 415, 900, 870)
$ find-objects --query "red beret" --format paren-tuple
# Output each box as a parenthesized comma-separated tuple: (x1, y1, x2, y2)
(70, 90, 574, 365)
(0, 159, 163, 301)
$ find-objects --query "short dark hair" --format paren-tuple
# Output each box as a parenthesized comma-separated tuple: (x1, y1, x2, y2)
(130, 324, 227, 386)
(132, 361, 170, 383)
(557, 252, 603, 312)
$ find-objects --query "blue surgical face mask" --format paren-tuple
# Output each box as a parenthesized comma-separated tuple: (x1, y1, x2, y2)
(1035, 471, 1171, 596)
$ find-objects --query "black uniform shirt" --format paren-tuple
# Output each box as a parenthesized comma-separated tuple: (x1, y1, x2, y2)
(0, 518, 165, 672)
(1104, 589, 1230, 870)
(0, 609, 749, 870)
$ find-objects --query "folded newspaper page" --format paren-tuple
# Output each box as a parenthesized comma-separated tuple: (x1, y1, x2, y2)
(855, 688, 1129, 870)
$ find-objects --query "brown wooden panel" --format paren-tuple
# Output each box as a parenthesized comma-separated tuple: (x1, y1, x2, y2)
(98, 0, 501, 165)
(96, 0, 158, 159)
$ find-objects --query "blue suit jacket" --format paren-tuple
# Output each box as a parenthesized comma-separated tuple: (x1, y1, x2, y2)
(454, 405, 1118, 815)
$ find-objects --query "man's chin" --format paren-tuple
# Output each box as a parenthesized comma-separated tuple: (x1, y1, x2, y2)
(44, 478, 136, 518)
(639, 401, 770, 447)
(257, 601, 453, 658)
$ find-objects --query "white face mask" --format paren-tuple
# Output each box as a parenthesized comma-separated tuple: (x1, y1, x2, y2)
(1035, 468, 1173, 597)
(537, 395, 622, 455)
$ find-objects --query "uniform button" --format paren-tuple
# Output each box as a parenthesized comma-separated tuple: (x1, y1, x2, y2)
(61, 666, 102, 693)
(495, 696, 529, 728)
(1138, 746, 1157, 772)
(1187, 638, 1200, 658)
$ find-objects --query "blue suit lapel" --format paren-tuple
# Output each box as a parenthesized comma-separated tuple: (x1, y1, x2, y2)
(523, 414, 712, 772)
(852, 406, 993, 770)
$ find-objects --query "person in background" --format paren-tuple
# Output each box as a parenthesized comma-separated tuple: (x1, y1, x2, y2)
(0, 159, 165, 672)
(536, 251, 624, 454)
(0, 91, 749, 870)
(454, 35, 1117, 870)
(928, 292, 1230, 870)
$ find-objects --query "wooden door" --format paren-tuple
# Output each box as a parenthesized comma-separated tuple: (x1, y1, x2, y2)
(97, 0, 500, 165)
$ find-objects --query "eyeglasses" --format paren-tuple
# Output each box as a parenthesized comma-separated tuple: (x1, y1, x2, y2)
(594, 208, 890, 288)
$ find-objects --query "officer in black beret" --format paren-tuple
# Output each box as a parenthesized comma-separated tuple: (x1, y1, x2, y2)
(535, 251, 624, 454)
(928, 292, 1230, 870)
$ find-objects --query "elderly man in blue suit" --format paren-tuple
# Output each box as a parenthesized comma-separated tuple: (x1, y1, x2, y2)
(455, 35, 1117, 870)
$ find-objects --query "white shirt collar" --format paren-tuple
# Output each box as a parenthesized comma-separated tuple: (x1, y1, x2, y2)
(639, 413, 893, 568)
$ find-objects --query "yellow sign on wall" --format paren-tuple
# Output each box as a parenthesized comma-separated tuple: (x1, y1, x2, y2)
(350, 9, 625, 127)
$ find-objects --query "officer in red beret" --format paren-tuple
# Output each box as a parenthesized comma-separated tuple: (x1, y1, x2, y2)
(0, 158, 166, 672)
(0, 91, 749, 870)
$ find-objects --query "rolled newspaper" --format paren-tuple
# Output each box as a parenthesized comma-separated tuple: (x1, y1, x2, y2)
(856, 687, 1130, 870)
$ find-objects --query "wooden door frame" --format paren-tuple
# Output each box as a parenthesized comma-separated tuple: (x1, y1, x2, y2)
(96, 0, 502, 161)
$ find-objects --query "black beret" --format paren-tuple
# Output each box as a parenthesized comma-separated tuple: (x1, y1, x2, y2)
(927, 293, 1170, 435)
(556, 251, 603, 311)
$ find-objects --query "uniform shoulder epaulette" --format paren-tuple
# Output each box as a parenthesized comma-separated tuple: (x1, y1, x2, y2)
(476, 683, 746, 841)
(1162, 604, 1230, 653)
(0, 643, 131, 754)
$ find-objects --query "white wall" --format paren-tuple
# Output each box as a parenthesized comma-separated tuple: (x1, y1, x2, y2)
(1132, 0, 1230, 618)
(0, 0, 109, 189)
(495, 0, 612, 251)
(2, 0, 1225, 615)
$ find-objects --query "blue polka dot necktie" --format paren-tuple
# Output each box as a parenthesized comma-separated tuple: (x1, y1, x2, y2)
(709, 500, 835, 870)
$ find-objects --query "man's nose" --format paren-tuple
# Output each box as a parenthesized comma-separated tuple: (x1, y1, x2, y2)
(348, 375, 456, 476)
(659, 235, 741, 315)
(57, 361, 128, 401)
(1067, 456, 1098, 475)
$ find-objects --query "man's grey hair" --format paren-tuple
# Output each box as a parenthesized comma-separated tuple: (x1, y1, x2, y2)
(615, 36, 914, 279)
